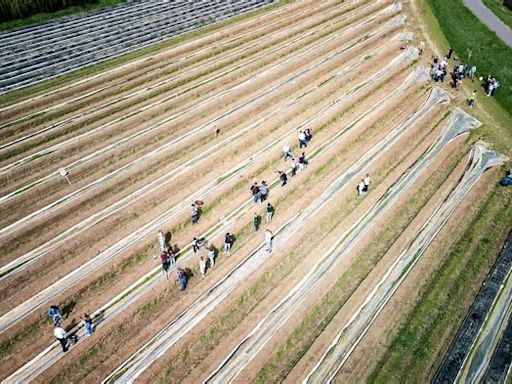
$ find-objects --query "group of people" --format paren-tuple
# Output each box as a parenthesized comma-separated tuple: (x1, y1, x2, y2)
(48, 305, 94, 352)
(485, 75, 500, 97)
(250, 181, 270, 203)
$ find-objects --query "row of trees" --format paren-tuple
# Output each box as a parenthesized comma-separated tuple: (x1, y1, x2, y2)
(0, 0, 100, 22)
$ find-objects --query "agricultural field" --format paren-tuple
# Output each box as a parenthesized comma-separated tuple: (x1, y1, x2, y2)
(1, 0, 512, 383)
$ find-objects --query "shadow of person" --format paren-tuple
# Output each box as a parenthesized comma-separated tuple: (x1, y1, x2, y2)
(61, 300, 77, 318)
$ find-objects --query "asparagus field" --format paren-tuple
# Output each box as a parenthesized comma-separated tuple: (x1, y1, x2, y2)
(1, 0, 510, 382)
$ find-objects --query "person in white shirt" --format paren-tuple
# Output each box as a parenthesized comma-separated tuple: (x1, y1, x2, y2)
(283, 144, 293, 161)
(208, 245, 216, 268)
(290, 159, 298, 177)
(363, 174, 371, 193)
(298, 131, 307, 148)
(357, 180, 365, 196)
(265, 229, 273, 253)
(199, 257, 207, 277)
(157, 230, 166, 251)
(54, 326, 68, 352)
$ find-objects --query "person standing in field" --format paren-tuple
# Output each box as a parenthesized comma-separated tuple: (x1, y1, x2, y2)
(298, 152, 308, 172)
(298, 131, 307, 148)
(468, 90, 477, 107)
(250, 182, 260, 204)
(177, 268, 187, 290)
(54, 325, 68, 352)
(357, 180, 365, 196)
(278, 171, 287, 186)
(224, 232, 233, 253)
(265, 229, 273, 253)
(191, 203, 199, 224)
(266, 202, 274, 223)
(192, 237, 204, 253)
(199, 256, 207, 277)
(48, 305, 62, 326)
(160, 250, 171, 279)
(290, 158, 298, 177)
(259, 181, 269, 202)
(157, 230, 166, 251)
(253, 213, 261, 231)
(207, 244, 216, 268)
(283, 144, 293, 161)
(363, 173, 371, 193)
(82, 314, 94, 336)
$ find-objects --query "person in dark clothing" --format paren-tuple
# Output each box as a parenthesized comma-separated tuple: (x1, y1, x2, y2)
(192, 237, 204, 253)
(278, 171, 287, 186)
(224, 232, 234, 253)
(177, 268, 187, 290)
(250, 182, 260, 204)
(160, 251, 171, 279)
(259, 181, 269, 202)
(253, 213, 261, 231)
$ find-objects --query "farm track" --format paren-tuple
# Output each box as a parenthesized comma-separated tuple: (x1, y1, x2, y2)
(0, 0, 499, 382)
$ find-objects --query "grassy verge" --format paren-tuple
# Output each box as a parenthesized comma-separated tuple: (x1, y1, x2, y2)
(0, 1, 291, 106)
(427, 0, 512, 118)
(370, 186, 512, 382)
(254, 140, 464, 383)
(482, 0, 512, 29)
(0, 0, 124, 30)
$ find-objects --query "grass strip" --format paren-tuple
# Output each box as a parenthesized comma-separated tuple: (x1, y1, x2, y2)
(254, 140, 463, 383)
(369, 185, 512, 383)
(427, 0, 512, 118)
(482, 0, 512, 29)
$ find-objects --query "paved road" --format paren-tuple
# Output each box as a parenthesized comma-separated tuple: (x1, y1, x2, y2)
(0, 0, 274, 94)
(463, 0, 512, 46)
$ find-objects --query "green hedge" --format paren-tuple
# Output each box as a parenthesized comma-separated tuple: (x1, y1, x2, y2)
(0, 0, 100, 22)
(428, 0, 512, 117)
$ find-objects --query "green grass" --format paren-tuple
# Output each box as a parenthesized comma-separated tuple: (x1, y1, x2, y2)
(370, 186, 512, 383)
(0, 0, 124, 30)
(427, 0, 512, 118)
(482, 0, 512, 29)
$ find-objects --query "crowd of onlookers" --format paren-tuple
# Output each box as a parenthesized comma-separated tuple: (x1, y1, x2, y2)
(429, 47, 501, 106)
